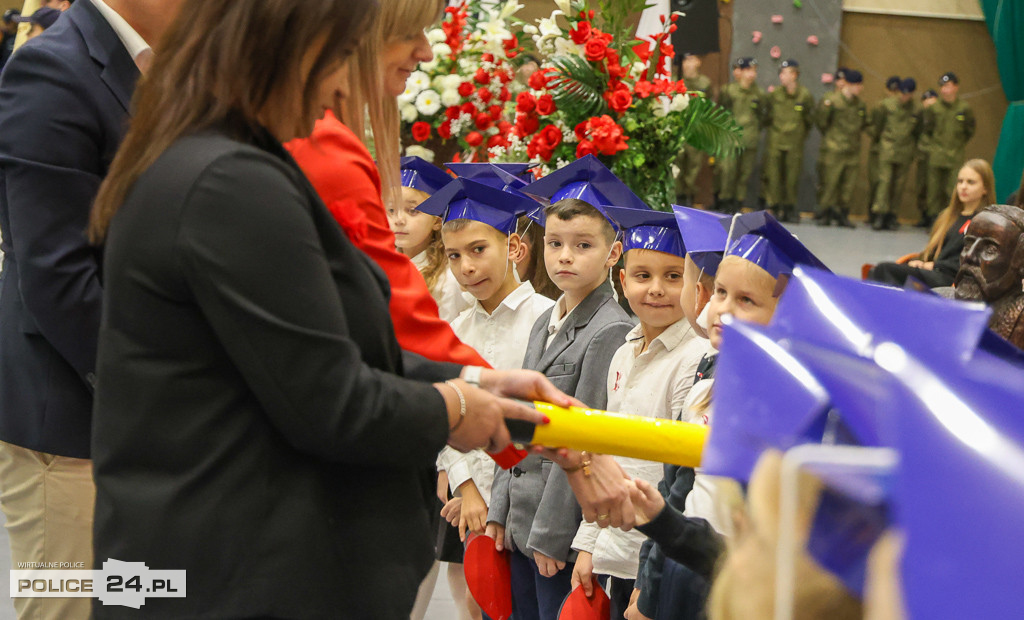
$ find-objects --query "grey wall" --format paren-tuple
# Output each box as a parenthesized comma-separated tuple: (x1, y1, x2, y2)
(731, 0, 844, 212)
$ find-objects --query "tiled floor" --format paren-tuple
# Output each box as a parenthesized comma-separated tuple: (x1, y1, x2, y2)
(0, 221, 929, 619)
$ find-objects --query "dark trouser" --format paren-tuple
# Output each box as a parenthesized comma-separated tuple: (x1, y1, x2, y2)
(608, 576, 635, 620)
(867, 262, 954, 288)
(655, 559, 710, 620)
(509, 549, 574, 620)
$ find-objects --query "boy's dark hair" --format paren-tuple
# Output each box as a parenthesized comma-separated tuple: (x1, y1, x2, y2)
(544, 198, 616, 244)
(441, 218, 509, 240)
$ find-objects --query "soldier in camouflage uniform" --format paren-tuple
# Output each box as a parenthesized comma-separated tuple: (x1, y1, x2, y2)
(913, 89, 939, 226)
(815, 69, 868, 228)
(922, 72, 976, 225)
(869, 77, 921, 230)
(867, 75, 903, 208)
(764, 59, 815, 223)
(716, 57, 765, 214)
(674, 53, 713, 205)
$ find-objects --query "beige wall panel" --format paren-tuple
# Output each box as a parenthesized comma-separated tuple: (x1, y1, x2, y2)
(843, 0, 983, 20)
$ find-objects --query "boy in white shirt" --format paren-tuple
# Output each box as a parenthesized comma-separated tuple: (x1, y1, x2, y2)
(569, 207, 709, 619)
(417, 178, 554, 538)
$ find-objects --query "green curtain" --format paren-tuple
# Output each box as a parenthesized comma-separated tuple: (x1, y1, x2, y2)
(981, 0, 1024, 202)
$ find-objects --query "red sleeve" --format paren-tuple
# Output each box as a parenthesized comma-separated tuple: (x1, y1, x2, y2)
(285, 112, 490, 368)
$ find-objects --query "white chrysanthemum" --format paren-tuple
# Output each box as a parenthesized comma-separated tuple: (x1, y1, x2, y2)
(398, 88, 416, 106)
(400, 104, 418, 123)
(427, 28, 446, 45)
(458, 57, 475, 71)
(653, 102, 669, 118)
(415, 90, 442, 116)
(441, 88, 462, 107)
(432, 42, 452, 58)
(419, 58, 439, 73)
(405, 145, 436, 162)
(442, 74, 463, 91)
(670, 94, 690, 112)
(406, 71, 431, 94)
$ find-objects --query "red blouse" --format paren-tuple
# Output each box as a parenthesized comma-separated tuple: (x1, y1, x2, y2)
(286, 112, 489, 368)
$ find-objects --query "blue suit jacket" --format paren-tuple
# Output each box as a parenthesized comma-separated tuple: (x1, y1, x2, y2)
(0, 0, 138, 458)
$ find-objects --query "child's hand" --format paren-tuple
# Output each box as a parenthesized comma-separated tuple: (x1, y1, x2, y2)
(437, 470, 450, 504)
(570, 551, 595, 597)
(624, 588, 652, 620)
(440, 496, 462, 526)
(533, 551, 566, 578)
(457, 480, 488, 541)
(485, 522, 505, 551)
(629, 479, 666, 526)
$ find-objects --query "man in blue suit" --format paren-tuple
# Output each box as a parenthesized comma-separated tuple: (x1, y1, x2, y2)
(0, 1, 181, 617)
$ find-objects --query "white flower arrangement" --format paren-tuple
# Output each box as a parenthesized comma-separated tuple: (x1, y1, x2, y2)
(414, 90, 442, 116)
(405, 71, 431, 95)
(405, 144, 436, 162)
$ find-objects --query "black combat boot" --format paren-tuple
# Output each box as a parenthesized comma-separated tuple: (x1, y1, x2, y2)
(835, 209, 855, 228)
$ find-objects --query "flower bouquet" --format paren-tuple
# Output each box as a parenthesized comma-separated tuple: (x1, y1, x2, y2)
(398, 0, 527, 163)
(492, 0, 742, 210)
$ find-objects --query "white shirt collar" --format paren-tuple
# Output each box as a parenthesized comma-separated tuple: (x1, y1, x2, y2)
(547, 295, 573, 336)
(625, 318, 694, 354)
(91, 0, 152, 64)
(471, 281, 538, 317)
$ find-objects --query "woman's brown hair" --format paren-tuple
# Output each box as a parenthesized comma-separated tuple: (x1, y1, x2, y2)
(921, 158, 995, 262)
(516, 216, 560, 300)
(341, 0, 445, 207)
(89, 0, 379, 242)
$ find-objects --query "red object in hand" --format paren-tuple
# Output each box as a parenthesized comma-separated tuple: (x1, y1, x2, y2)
(465, 534, 513, 620)
(557, 578, 610, 620)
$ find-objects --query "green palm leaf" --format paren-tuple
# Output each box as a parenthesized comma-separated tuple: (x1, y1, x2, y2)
(547, 55, 609, 119)
(679, 96, 744, 159)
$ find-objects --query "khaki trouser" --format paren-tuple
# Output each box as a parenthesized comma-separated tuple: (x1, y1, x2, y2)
(674, 144, 705, 200)
(0, 441, 95, 620)
(872, 160, 912, 215)
(764, 146, 804, 207)
(717, 147, 758, 202)
(926, 164, 958, 217)
(818, 150, 861, 212)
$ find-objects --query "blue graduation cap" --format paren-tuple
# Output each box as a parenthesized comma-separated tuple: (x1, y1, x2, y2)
(415, 178, 537, 236)
(703, 317, 831, 482)
(602, 206, 685, 257)
(521, 155, 649, 227)
(672, 206, 729, 275)
(401, 156, 454, 195)
(445, 162, 534, 191)
(721, 211, 829, 280)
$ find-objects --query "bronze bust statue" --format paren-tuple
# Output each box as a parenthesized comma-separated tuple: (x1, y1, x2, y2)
(954, 204, 1024, 349)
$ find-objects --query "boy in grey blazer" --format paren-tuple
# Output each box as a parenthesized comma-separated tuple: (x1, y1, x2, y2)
(487, 189, 637, 619)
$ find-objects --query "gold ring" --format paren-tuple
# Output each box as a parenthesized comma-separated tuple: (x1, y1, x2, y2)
(597, 513, 609, 520)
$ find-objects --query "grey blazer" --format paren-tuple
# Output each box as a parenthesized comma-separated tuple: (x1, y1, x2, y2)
(488, 282, 633, 561)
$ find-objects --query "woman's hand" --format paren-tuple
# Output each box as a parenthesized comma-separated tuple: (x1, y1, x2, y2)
(438, 379, 545, 453)
(908, 259, 934, 270)
(457, 480, 488, 541)
(537, 448, 636, 531)
(474, 368, 584, 409)
(533, 551, 566, 578)
(571, 551, 595, 597)
(629, 478, 666, 527)
(436, 470, 450, 504)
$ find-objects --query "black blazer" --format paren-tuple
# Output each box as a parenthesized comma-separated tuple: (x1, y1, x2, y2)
(0, 0, 138, 458)
(92, 125, 459, 619)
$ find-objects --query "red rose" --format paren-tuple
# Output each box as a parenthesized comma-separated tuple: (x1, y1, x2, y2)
(489, 104, 503, 120)
(527, 133, 557, 161)
(516, 92, 537, 114)
(536, 94, 557, 116)
(499, 86, 511, 102)
(445, 106, 461, 120)
(515, 113, 540, 137)
(465, 131, 484, 147)
(411, 121, 431, 143)
(634, 80, 654, 99)
(458, 81, 474, 97)
(497, 120, 513, 135)
(482, 53, 495, 63)
(475, 112, 494, 131)
(588, 115, 629, 155)
(528, 69, 551, 91)
(438, 120, 453, 140)
(541, 124, 562, 147)
(569, 21, 591, 44)
(487, 134, 509, 149)
(474, 68, 490, 85)
(498, 69, 514, 84)
(503, 34, 518, 51)
(607, 87, 632, 113)
(574, 120, 589, 141)
(478, 87, 493, 103)
(460, 102, 478, 116)
(576, 139, 598, 158)
(585, 37, 609, 62)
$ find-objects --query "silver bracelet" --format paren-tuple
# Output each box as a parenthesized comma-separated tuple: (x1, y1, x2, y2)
(444, 380, 467, 431)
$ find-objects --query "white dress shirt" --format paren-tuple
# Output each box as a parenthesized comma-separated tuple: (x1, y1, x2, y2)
(571, 319, 711, 579)
(437, 282, 554, 501)
(411, 251, 472, 324)
(545, 295, 576, 348)
(91, 0, 152, 70)
(679, 376, 732, 537)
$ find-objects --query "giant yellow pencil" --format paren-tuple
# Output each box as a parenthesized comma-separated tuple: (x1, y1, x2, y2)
(506, 402, 707, 468)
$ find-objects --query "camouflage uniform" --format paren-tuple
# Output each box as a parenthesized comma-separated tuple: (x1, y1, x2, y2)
(815, 90, 868, 224)
(673, 72, 713, 204)
(764, 83, 815, 221)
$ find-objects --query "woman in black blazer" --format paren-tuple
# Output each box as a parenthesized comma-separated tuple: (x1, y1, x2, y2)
(87, 2, 564, 618)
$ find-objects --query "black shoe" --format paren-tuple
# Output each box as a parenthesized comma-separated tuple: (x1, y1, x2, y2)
(914, 214, 934, 228)
(782, 205, 800, 223)
(871, 213, 886, 231)
(883, 213, 900, 231)
(835, 209, 855, 228)
(816, 209, 833, 226)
